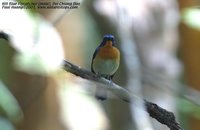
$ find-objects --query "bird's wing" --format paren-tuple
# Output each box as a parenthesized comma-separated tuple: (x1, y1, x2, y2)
(91, 47, 100, 73)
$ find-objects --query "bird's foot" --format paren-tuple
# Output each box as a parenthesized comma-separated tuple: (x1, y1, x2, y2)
(95, 96, 107, 101)
(108, 79, 113, 86)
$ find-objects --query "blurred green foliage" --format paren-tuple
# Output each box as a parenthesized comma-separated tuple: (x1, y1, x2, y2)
(16, 0, 37, 14)
(0, 34, 23, 130)
(0, 117, 15, 130)
(178, 98, 200, 119)
(0, 81, 23, 123)
(182, 7, 200, 30)
(0, 38, 15, 82)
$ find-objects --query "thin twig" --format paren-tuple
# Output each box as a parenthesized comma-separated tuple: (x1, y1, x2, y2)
(142, 69, 200, 106)
(63, 60, 184, 130)
(53, 10, 71, 26)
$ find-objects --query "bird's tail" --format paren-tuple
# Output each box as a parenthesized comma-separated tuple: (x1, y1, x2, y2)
(95, 86, 107, 100)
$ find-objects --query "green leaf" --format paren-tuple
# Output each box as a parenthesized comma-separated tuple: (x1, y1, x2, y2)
(0, 117, 15, 130)
(0, 81, 23, 123)
(178, 98, 200, 119)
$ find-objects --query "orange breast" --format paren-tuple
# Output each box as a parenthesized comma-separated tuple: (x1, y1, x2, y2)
(97, 46, 120, 59)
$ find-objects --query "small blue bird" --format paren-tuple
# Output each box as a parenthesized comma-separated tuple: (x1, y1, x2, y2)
(91, 34, 120, 100)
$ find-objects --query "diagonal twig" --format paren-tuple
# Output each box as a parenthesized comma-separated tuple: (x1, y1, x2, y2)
(63, 60, 184, 130)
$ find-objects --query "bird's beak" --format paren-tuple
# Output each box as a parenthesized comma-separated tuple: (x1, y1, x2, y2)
(106, 41, 113, 47)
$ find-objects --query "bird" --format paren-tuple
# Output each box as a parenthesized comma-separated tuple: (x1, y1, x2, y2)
(91, 34, 120, 100)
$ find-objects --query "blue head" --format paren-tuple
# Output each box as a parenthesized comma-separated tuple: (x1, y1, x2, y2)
(99, 34, 115, 47)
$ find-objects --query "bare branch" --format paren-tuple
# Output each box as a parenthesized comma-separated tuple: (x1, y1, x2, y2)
(63, 60, 184, 130)
(145, 101, 183, 130)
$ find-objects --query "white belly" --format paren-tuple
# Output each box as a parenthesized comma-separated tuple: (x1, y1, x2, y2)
(93, 58, 119, 75)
